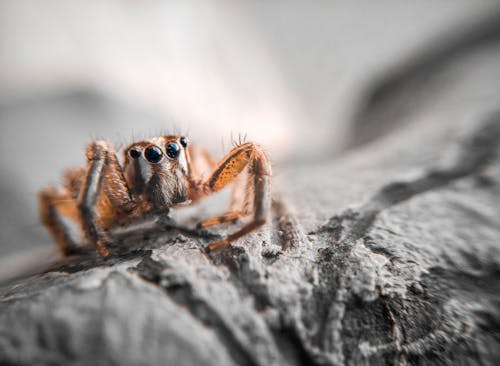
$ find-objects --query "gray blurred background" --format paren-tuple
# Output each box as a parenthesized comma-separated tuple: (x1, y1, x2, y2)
(1, 0, 499, 263)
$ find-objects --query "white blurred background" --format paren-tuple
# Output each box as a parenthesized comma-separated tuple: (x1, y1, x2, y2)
(1, 0, 499, 259)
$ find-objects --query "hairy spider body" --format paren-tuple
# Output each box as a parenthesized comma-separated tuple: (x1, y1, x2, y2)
(39, 136, 271, 256)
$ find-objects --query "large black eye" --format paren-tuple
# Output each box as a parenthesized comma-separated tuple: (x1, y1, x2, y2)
(180, 137, 188, 148)
(166, 142, 180, 159)
(129, 149, 141, 159)
(144, 146, 163, 163)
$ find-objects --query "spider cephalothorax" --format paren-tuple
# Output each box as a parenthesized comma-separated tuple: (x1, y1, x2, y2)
(39, 135, 271, 256)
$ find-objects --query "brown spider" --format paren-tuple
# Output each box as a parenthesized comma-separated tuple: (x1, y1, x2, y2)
(39, 136, 271, 256)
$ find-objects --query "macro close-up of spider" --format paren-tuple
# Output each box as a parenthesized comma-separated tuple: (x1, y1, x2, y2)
(2, 2, 500, 365)
(39, 136, 271, 257)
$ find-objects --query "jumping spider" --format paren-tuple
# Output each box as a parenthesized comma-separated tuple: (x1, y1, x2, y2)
(39, 136, 271, 256)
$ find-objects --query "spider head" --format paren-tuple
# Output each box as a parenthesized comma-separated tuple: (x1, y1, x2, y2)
(123, 136, 190, 206)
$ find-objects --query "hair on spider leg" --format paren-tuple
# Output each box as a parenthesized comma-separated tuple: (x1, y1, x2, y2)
(239, 133, 248, 146)
(230, 131, 235, 148)
(229, 132, 249, 148)
(228, 131, 246, 149)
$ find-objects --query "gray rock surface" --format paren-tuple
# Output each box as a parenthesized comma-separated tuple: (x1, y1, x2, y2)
(1, 18, 500, 366)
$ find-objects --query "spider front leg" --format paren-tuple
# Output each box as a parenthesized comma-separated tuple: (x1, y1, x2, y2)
(78, 141, 134, 256)
(196, 143, 272, 252)
(198, 174, 249, 228)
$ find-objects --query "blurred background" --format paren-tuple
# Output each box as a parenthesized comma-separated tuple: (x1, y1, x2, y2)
(1, 0, 499, 265)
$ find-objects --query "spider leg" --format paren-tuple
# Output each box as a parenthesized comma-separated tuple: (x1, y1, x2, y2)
(198, 173, 248, 228)
(77, 141, 133, 256)
(195, 142, 271, 251)
(186, 144, 249, 227)
(198, 211, 247, 228)
(39, 188, 84, 256)
(207, 168, 270, 251)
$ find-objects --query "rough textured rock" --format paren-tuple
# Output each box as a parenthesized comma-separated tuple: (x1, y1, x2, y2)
(1, 21, 500, 366)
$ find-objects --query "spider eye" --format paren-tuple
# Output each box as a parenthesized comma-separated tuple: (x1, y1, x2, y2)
(144, 146, 163, 163)
(166, 142, 180, 159)
(180, 137, 188, 148)
(129, 149, 141, 159)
